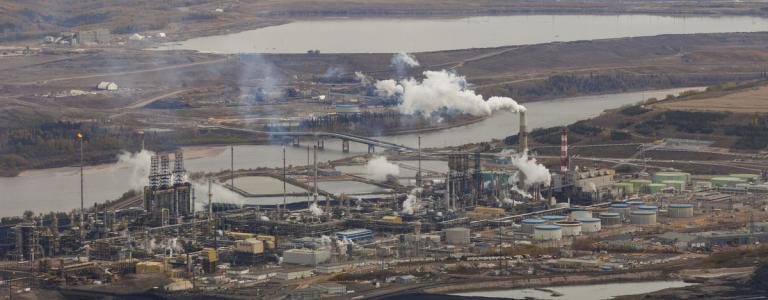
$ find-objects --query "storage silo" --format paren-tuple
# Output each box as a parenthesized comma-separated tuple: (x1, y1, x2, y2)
(570, 209, 592, 220)
(637, 205, 658, 211)
(627, 200, 644, 210)
(668, 204, 694, 218)
(609, 203, 630, 218)
(614, 182, 635, 195)
(652, 172, 689, 185)
(711, 177, 746, 188)
(576, 217, 601, 233)
(630, 210, 657, 225)
(555, 221, 582, 237)
(521, 219, 546, 233)
(647, 183, 667, 194)
(630, 179, 652, 193)
(599, 212, 622, 226)
(542, 215, 566, 223)
(533, 225, 562, 240)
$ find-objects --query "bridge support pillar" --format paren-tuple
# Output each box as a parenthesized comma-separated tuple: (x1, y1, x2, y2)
(292, 136, 300, 147)
(367, 144, 375, 153)
(317, 138, 324, 150)
(342, 139, 350, 153)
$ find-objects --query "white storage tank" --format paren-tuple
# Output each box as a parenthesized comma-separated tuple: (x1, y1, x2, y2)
(576, 217, 601, 233)
(542, 215, 566, 223)
(668, 203, 694, 218)
(599, 212, 622, 226)
(533, 225, 562, 240)
(555, 221, 582, 237)
(570, 209, 592, 220)
(637, 205, 658, 212)
(521, 219, 546, 233)
(630, 210, 657, 226)
(445, 227, 471, 245)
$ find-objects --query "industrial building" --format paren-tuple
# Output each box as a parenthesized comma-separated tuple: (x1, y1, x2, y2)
(283, 248, 331, 266)
(143, 152, 193, 226)
(335, 229, 373, 241)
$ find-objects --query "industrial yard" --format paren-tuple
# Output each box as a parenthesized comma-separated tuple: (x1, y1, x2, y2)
(4, 1, 768, 300)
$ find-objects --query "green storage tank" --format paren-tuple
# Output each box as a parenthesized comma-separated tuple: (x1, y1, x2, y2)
(652, 172, 690, 185)
(662, 180, 685, 192)
(729, 174, 759, 182)
(648, 183, 667, 194)
(630, 179, 652, 193)
(614, 182, 635, 194)
(711, 177, 746, 187)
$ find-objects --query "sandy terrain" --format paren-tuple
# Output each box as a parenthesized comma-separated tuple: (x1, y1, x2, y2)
(659, 85, 768, 113)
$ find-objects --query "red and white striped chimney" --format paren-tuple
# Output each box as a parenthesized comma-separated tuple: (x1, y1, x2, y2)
(560, 127, 568, 175)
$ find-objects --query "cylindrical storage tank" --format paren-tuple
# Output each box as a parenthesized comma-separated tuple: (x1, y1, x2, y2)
(609, 203, 630, 218)
(652, 172, 690, 185)
(576, 218, 601, 233)
(570, 209, 592, 220)
(542, 215, 566, 223)
(637, 205, 658, 211)
(630, 211, 657, 226)
(630, 179, 652, 193)
(729, 173, 759, 182)
(711, 177, 746, 188)
(668, 204, 694, 218)
(662, 180, 686, 192)
(521, 219, 546, 233)
(555, 221, 582, 237)
(614, 182, 635, 195)
(533, 225, 562, 240)
(648, 183, 667, 194)
(627, 200, 644, 210)
(600, 212, 622, 226)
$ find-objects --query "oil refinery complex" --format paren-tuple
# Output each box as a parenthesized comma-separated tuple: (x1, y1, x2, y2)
(1, 112, 768, 300)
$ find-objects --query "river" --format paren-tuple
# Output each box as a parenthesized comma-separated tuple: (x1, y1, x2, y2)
(0, 87, 696, 217)
(453, 280, 696, 299)
(156, 14, 768, 54)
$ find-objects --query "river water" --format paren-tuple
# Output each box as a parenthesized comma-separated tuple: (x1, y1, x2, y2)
(453, 280, 696, 299)
(156, 14, 768, 53)
(0, 87, 696, 217)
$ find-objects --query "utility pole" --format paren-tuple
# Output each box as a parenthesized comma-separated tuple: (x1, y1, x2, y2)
(77, 132, 85, 239)
(307, 146, 311, 202)
(282, 145, 287, 216)
(313, 145, 318, 205)
(230, 145, 234, 189)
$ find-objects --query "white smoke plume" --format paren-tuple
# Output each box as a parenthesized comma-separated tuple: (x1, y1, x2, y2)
(401, 188, 422, 215)
(355, 71, 370, 85)
(510, 172, 532, 199)
(116, 150, 155, 191)
(391, 52, 420, 76)
(365, 156, 400, 181)
(375, 70, 526, 117)
(309, 202, 324, 216)
(374, 79, 403, 97)
(588, 182, 597, 192)
(510, 153, 551, 187)
(260, 215, 270, 221)
(320, 235, 332, 245)
(502, 198, 525, 206)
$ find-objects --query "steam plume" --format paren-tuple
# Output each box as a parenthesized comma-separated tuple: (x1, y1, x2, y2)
(375, 70, 526, 117)
(391, 52, 420, 77)
(365, 156, 400, 181)
(309, 202, 324, 216)
(401, 188, 422, 215)
(510, 153, 551, 187)
(354, 71, 370, 85)
(116, 150, 155, 191)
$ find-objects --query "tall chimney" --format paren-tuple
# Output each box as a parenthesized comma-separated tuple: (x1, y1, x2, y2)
(560, 127, 569, 175)
(519, 110, 528, 155)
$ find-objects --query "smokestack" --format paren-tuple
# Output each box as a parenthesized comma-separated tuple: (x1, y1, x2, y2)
(561, 127, 569, 175)
(519, 110, 528, 155)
